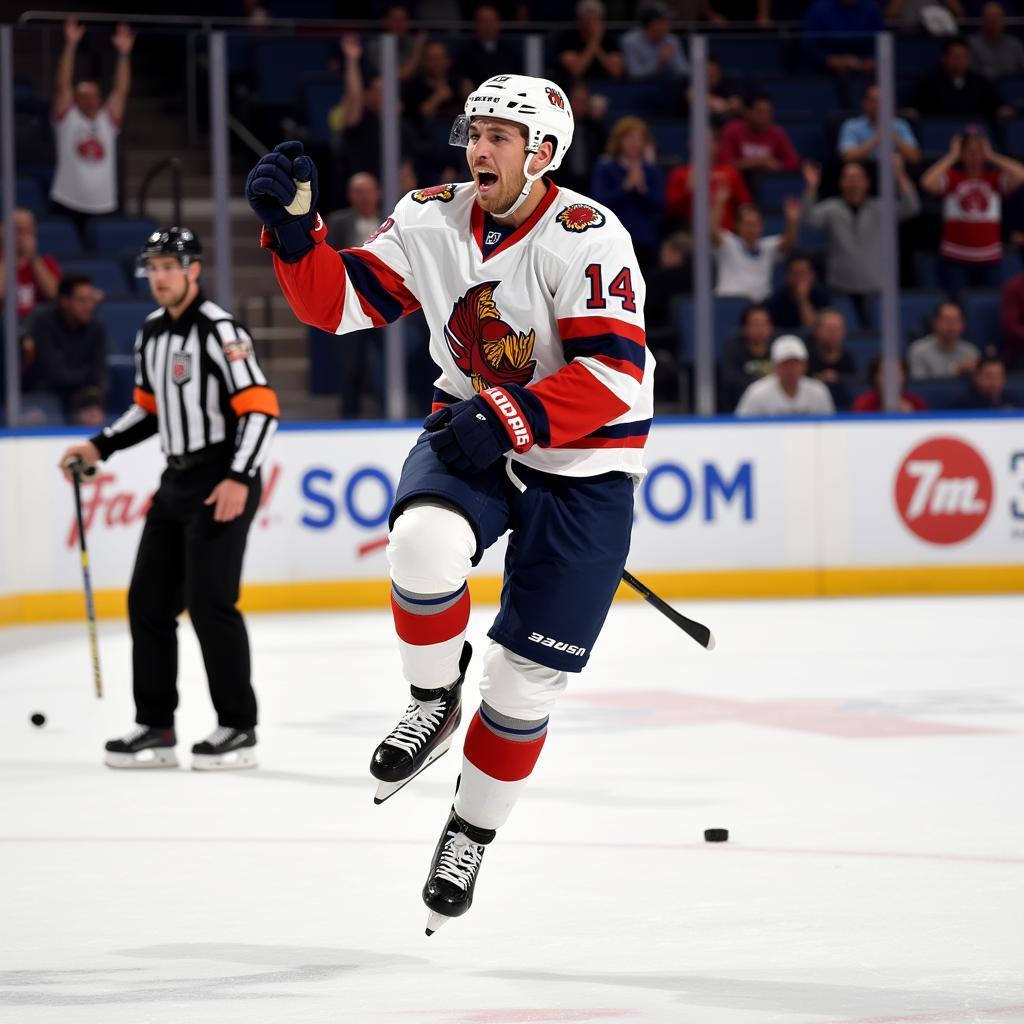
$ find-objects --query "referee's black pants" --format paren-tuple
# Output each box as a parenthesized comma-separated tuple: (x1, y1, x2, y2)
(128, 455, 262, 731)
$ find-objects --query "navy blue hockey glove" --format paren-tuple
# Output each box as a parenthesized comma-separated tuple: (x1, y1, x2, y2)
(424, 396, 512, 474)
(245, 141, 321, 263)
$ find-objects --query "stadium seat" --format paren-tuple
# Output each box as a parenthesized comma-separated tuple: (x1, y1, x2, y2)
(86, 218, 157, 259)
(1004, 119, 1024, 158)
(60, 258, 131, 296)
(894, 35, 941, 75)
(303, 76, 344, 145)
(867, 290, 944, 343)
(917, 118, 979, 155)
(962, 290, 1001, 348)
(250, 39, 334, 107)
(710, 38, 789, 75)
(590, 81, 667, 124)
(649, 119, 688, 163)
(35, 218, 82, 259)
(675, 295, 750, 363)
(758, 77, 839, 120)
(842, 333, 879, 382)
(106, 356, 135, 414)
(1000, 76, 1024, 111)
(909, 377, 970, 409)
(96, 300, 152, 357)
(756, 171, 803, 213)
(780, 122, 827, 165)
(14, 175, 45, 216)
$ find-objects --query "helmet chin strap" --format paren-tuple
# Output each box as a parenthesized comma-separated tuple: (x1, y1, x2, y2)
(490, 152, 545, 221)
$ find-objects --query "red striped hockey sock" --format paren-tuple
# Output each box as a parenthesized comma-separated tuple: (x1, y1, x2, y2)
(390, 582, 470, 688)
(455, 702, 549, 830)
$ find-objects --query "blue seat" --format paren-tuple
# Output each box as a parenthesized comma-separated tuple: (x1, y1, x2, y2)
(649, 119, 688, 163)
(759, 77, 839, 119)
(303, 76, 344, 145)
(60, 258, 130, 296)
(250, 39, 334, 107)
(96, 300, 152, 356)
(106, 356, 135, 413)
(894, 35, 942, 75)
(918, 118, 981, 154)
(842, 333, 879, 383)
(15, 175, 45, 215)
(780, 122, 827, 164)
(591, 80, 667, 124)
(1000, 76, 1024, 110)
(87, 218, 157, 259)
(35, 218, 82, 259)
(909, 377, 970, 410)
(677, 295, 751, 363)
(711, 38, 788, 75)
(867, 290, 944, 343)
(828, 293, 864, 331)
(1004, 118, 1024, 158)
(756, 171, 804, 213)
(962, 289, 1001, 348)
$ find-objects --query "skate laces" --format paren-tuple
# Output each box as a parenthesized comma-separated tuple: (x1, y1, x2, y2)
(435, 830, 484, 890)
(199, 726, 235, 747)
(120, 724, 151, 744)
(385, 698, 446, 756)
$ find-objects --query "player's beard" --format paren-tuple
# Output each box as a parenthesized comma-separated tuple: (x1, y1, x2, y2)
(474, 167, 527, 217)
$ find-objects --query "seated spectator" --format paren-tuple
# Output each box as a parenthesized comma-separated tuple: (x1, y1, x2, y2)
(703, 57, 744, 124)
(621, 3, 688, 86)
(702, 0, 773, 26)
(920, 130, 1024, 297)
(955, 353, 1019, 408)
(712, 194, 799, 303)
(768, 252, 832, 330)
(851, 354, 927, 411)
(907, 300, 981, 378)
(719, 303, 776, 410)
(402, 40, 461, 133)
(326, 173, 382, 251)
(50, 18, 134, 238)
(665, 128, 752, 233)
(999, 268, 1024, 369)
(591, 117, 665, 272)
(735, 334, 836, 416)
(886, 0, 962, 32)
(802, 158, 920, 317)
(807, 307, 857, 409)
(557, 82, 609, 194)
(20, 272, 106, 425)
(802, 0, 882, 77)
(0, 208, 60, 319)
(719, 94, 800, 176)
(837, 84, 920, 166)
(909, 37, 1010, 126)
(557, 0, 624, 83)
(968, 3, 1024, 80)
(453, 5, 523, 100)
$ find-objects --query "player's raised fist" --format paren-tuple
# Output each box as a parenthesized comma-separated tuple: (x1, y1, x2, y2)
(246, 141, 323, 263)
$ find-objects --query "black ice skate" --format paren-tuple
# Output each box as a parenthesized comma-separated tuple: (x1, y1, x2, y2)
(104, 725, 178, 769)
(422, 807, 495, 935)
(191, 726, 257, 771)
(370, 642, 471, 805)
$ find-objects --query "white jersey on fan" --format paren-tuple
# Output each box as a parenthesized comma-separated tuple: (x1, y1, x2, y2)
(267, 179, 654, 479)
(50, 105, 120, 215)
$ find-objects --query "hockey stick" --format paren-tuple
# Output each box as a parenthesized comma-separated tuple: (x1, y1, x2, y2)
(66, 457, 103, 699)
(622, 570, 715, 651)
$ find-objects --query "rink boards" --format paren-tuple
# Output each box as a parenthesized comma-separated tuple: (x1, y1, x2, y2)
(1, 413, 1022, 624)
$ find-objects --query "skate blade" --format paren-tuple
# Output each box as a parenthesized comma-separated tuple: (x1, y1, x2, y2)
(425, 910, 453, 936)
(104, 748, 179, 770)
(373, 737, 453, 805)
(191, 749, 258, 771)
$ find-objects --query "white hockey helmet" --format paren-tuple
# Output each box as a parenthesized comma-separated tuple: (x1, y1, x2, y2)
(450, 74, 575, 173)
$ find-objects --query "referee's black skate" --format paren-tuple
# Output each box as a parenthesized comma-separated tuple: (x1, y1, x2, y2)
(370, 642, 471, 805)
(104, 725, 178, 769)
(191, 726, 257, 771)
(422, 807, 495, 935)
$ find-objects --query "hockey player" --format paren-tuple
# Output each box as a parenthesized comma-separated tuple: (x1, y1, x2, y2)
(246, 75, 653, 932)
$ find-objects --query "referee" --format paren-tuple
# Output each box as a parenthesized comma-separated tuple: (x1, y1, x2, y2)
(59, 227, 279, 771)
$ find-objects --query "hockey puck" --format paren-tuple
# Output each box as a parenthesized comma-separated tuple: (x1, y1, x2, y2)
(30, 712, 46, 727)
(704, 828, 728, 842)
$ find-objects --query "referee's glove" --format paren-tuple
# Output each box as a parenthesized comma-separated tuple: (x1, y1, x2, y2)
(245, 140, 321, 263)
(424, 397, 511, 475)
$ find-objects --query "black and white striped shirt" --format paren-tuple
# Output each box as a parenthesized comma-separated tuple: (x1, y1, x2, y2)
(92, 292, 279, 481)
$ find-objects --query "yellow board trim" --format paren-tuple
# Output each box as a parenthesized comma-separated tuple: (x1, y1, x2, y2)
(1, 565, 1022, 626)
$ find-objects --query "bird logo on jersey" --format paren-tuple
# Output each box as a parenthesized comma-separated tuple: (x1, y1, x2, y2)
(444, 282, 537, 393)
(412, 183, 458, 204)
(556, 204, 606, 232)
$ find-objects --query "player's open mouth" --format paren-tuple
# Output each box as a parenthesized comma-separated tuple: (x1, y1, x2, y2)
(476, 171, 497, 193)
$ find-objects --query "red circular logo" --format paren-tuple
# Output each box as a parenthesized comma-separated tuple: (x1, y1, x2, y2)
(894, 437, 993, 544)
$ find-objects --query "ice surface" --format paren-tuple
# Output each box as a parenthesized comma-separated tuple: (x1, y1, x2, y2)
(2, 596, 1023, 1023)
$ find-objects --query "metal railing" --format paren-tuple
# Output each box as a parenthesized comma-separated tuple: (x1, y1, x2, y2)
(137, 156, 182, 225)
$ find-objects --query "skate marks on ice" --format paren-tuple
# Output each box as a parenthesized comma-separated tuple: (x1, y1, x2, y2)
(0, 943, 425, 1007)
(479, 970, 1024, 1023)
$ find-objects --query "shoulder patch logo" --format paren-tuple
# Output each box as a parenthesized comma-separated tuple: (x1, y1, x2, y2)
(412, 183, 457, 204)
(223, 337, 253, 363)
(556, 204, 606, 232)
(545, 86, 566, 109)
(366, 216, 394, 243)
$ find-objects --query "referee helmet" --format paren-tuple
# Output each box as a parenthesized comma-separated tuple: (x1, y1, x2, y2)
(135, 226, 202, 277)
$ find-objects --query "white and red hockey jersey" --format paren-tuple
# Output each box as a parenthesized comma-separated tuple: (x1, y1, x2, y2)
(266, 179, 655, 479)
